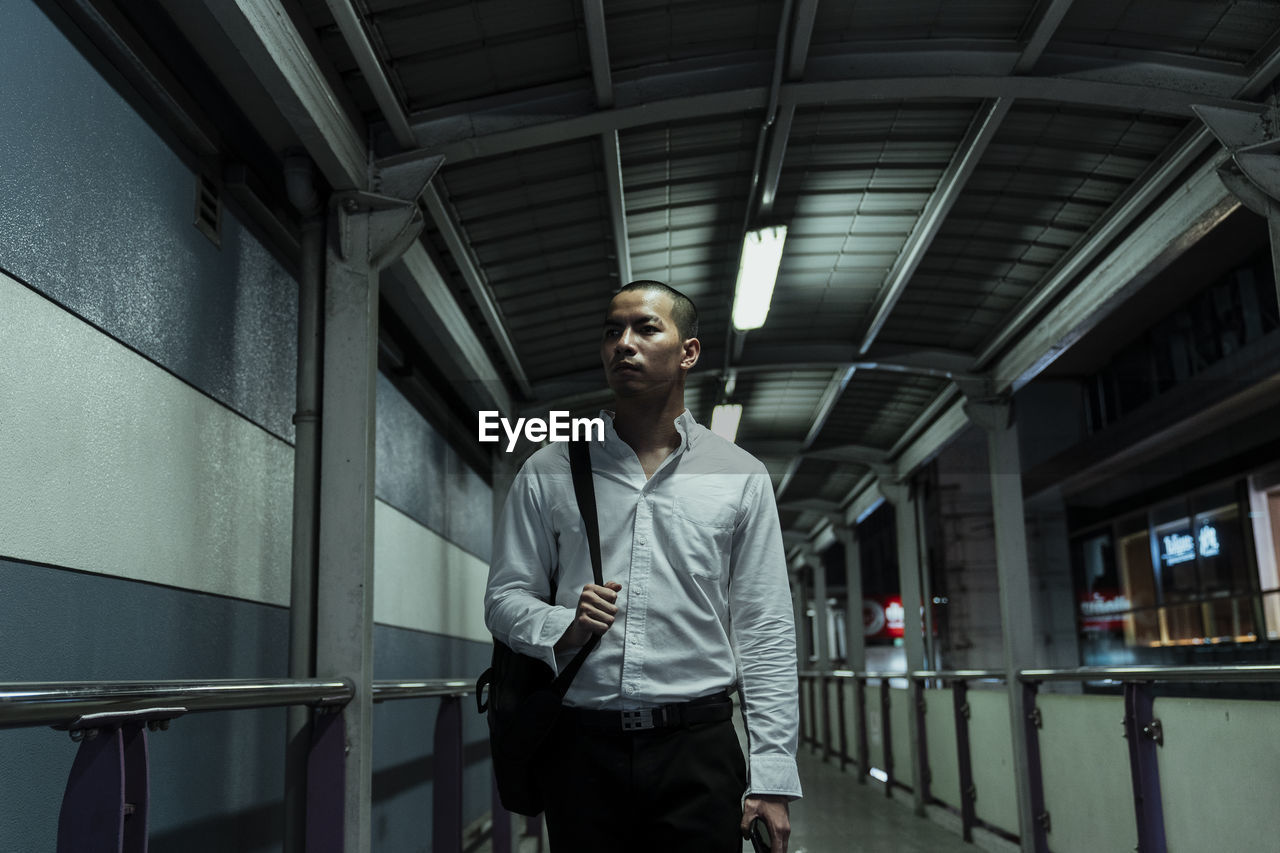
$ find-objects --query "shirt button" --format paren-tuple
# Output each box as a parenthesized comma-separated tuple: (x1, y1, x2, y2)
(625, 685, 637, 695)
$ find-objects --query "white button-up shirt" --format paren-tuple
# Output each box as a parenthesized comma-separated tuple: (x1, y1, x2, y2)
(485, 410, 802, 798)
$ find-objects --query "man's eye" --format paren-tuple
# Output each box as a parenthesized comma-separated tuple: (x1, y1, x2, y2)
(604, 329, 619, 338)
(642, 326, 658, 333)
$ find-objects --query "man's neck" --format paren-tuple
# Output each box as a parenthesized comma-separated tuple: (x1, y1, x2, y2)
(611, 391, 686, 457)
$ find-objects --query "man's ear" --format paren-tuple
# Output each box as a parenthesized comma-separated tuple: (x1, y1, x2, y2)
(681, 336, 701, 370)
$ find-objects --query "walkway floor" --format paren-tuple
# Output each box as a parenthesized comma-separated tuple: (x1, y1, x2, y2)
(785, 747, 975, 853)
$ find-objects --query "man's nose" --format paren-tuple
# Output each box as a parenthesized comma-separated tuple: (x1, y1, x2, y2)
(615, 328, 636, 352)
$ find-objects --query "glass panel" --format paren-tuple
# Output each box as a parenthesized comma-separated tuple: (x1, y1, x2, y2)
(1153, 501, 1199, 603)
(1118, 528, 1159, 646)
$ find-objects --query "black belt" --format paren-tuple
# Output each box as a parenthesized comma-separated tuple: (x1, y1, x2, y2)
(565, 691, 734, 732)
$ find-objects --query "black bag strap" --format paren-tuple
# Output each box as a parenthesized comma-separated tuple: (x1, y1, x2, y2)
(551, 440, 604, 693)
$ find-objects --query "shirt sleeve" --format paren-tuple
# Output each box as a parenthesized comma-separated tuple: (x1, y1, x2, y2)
(484, 461, 577, 674)
(729, 470, 803, 799)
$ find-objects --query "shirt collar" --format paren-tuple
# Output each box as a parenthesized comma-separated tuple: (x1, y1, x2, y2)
(599, 408, 699, 458)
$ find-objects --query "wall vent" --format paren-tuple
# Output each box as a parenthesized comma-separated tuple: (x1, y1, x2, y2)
(194, 172, 222, 247)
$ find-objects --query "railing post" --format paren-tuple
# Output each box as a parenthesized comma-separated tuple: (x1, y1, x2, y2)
(1123, 682, 1168, 852)
(491, 767, 512, 853)
(433, 696, 464, 853)
(855, 675, 869, 784)
(881, 679, 893, 798)
(307, 709, 346, 853)
(1021, 679, 1049, 853)
(836, 677, 849, 770)
(911, 675, 930, 815)
(953, 679, 976, 842)
(57, 722, 150, 853)
(821, 674, 833, 760)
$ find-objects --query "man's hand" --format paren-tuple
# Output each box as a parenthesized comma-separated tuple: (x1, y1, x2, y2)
(555, 582, 622, 651)
(741, 794, 790, 853)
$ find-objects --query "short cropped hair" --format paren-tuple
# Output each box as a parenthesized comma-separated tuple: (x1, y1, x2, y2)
(613, 280, 699, 340)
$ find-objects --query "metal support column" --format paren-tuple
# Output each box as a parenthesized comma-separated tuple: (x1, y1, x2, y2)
(315, 157, 440, 852)
(879, 480, 927, 814)
(836, 527, 867, 679)
(433, 696, 464, 853)
(836, 527, 866, 775)
(809, 552, 832, 758)
(966, 397, 1042, 852)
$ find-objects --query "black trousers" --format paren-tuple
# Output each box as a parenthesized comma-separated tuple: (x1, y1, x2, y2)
(539, 713, 747, 853)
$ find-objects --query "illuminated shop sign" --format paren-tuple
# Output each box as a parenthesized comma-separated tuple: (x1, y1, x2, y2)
(863, 596, 904, 640)
(1160, 524, 1221, 566)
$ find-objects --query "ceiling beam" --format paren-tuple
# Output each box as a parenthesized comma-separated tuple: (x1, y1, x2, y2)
(757, 0, 820, 217)
(203, 0, 367, 190)
(391, 53, 1256, 166)
(991, 147, 1238, 394)
(582, 0, 613, 108)
(421, 185, 533, 398)
(858, 97, 1011, 354)
(526, 343, 971, 408)
(775, 366, 856, 500)
(324, 0, 415, 149)
(582, 1, 632, 285)
(1013, 0, 1076, 74)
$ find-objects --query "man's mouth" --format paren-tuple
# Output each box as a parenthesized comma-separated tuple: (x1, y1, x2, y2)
(613, 362, 642, 373)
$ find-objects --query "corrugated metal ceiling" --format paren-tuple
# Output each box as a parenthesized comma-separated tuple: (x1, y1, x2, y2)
(180, 0, 1280, 542)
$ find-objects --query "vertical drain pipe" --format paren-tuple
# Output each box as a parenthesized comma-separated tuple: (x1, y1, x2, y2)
(284, 152, 325, 853)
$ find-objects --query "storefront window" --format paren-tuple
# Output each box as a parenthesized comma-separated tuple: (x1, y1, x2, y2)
(1073, 480, 1264, 663)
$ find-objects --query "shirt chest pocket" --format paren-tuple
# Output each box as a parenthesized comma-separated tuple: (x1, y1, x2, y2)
(668, 495, 736, 580)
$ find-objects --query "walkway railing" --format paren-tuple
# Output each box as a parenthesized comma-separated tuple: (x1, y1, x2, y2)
(798, 665, 1280, 853)
(0, 676, 499, 853)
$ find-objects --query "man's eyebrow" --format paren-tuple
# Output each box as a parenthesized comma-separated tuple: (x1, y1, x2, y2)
(603, 314, 664, 326)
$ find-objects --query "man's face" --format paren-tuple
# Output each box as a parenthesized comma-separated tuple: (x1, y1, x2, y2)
(601, 289, 699, 397)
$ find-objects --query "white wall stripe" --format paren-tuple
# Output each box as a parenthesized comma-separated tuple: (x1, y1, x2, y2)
(0, 269, 295, 605)
(374, 499, 490, 643)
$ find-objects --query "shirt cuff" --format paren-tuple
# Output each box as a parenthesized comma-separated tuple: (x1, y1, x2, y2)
(746, 753, 803, 800)
(532, 606, 576, 674)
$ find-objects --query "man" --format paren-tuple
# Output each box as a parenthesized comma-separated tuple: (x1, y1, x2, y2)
(485, 281, 800, 852)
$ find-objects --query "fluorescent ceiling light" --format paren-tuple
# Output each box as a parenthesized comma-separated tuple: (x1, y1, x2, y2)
(732, 225, 788, 331)
(710, 403, 743, 443)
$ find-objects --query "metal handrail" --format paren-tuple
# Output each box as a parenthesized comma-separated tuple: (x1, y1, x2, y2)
(0, 678, 354, 730)
(371, 679, 474, 701)
(800, 664, 1280, 684)
(1020, 664, 1280, 683)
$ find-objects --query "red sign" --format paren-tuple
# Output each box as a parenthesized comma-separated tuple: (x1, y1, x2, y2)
(864, 596, 904, 640)
(1078, 589, 1130, 633)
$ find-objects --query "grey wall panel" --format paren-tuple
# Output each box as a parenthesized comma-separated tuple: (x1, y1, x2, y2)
(0, 560, 495, 852)
(0, 0, 297, 441)
(371, 625, 492, 851)
(376, 372, 494, 562)
(1, 267, 294, 606)
(377, 372, 448, 534)
(0, 558, 289, 852)
(447, 454, 495, 563)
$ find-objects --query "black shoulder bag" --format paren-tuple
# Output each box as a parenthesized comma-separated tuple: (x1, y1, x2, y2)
(475, 441, 603, 816)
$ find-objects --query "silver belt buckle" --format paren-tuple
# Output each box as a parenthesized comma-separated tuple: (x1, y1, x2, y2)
(621, 708, 655, 731)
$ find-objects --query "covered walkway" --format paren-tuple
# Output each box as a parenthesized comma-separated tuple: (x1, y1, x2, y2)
(787, 747, 981, 853)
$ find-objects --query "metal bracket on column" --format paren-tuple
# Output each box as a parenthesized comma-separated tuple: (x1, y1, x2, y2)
(958, 379, 1012, 433)
(1194, 104, 1280, 213)
(332, 154, 444, 269)
(54, 707, 184, 853)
